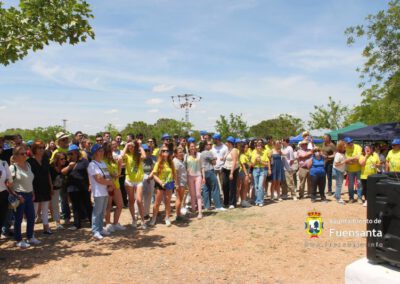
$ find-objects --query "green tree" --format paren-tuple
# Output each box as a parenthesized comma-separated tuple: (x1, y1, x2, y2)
(121, 121, 154, 140)
(1, 0, 95, 65)
(345, 0, 400, 124)
(308, 96, 349, 130)
(103, 123, 119, 139)
(215, 113, 249, 139)
(0, 125, 65, 142)
(249, 114, 304, 139)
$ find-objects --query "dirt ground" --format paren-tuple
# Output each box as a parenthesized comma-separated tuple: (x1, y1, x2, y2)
(0, 185, 368, 284)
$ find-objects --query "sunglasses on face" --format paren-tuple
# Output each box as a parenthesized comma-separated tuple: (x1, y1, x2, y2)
(148, 140, 154, 143)
(161, 149, 169, 153)
(60, 158, 66, 161)
(96, 140, 103, 143)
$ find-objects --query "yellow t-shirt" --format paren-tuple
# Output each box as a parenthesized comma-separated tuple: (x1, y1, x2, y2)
(251, 150, 270, 168)
(50, 147, 68, 163)
(360, 153, 380, 179)
(345, 144, 362, 172)
(245, 148, 253, 160)
(387, 149, 400, 172)
(123, 154, 144, 183)
(264, 145, 273, 159)
(105, 160, 120, 189)
(152, 148, 160, 157)
(153, 161, 174, 184)
(239, 154, 249, 172)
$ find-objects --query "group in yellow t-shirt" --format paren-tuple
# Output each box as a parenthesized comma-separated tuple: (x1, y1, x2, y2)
(123, 154, 144, 183)
(153, 161, 174, 184)
(250, 150, 270, 168)
(386, 149, 400, 172)
(345, 144, 362, 172)
(359, 153, 380, 180)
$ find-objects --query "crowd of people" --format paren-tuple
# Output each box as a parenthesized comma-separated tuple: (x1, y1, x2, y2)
(0, 130, 399, 248)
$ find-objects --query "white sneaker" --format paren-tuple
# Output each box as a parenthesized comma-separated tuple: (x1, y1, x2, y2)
(93, 232, 103, 240)
(241, 201, 251, 208)
(101, 229, 111, 236)
(215, 207, 227, 211)
(16, 241, 30, 248)
(293, 196, 298, 201)
(68, 225, 78, 231)
(141, 223, 148, 230)
(165, 219, 171, 227)
(149, 218, 156, 226)
(337, 199, 346, 205)
(113, 223, 126, 231)
(131, 219, 137, 228)
(106, 224, 115, 233)
(273, 193, 278, 200)
(363, 201, 367, 207)
(56, 224, 64, 230)
(278, 198, 283, 202)
(229, 205, 235, 209)
(27, 237, 41, 245)
(180, 207, 187, 215)
(258, 203, 264, 207)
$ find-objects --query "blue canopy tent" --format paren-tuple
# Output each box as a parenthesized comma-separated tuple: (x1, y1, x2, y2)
(338, 122, 400, 141)
(289, 134, 323, 144)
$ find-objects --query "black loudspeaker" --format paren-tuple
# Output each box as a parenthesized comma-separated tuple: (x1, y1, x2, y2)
(367, 173, 400, 267)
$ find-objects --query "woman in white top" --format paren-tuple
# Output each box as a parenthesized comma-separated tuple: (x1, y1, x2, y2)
(333, 140, 348, 204)
(222, 136, 240, 209)
(10, 146, 41, 248)
(186, 142, 203, 219)
(87, 144, 116, 240)
(173, 147, 187, 222)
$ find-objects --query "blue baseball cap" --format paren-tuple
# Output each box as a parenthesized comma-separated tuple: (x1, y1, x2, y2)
(235, 138, 242, 144)
(391, 138, 400, 145)
(187, 137, 196, 143)
(212, 133, 221, 140)
(90, 144, 103, 156)
(200, 130, 208, 136)
(226, 136, 235, 144)
(161, 133, 171, 140)
(68, 144, 80, 152)
(343, 137, 353, 144)
(27, 140, 33, 146)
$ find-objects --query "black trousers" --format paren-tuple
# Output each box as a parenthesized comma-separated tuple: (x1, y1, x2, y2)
(69, 191, 86, 228)
(324, 160, 333, 192)
(361, 179, 368, 199)
(222, 168, 239, 207)
(311, 175, 326, 200)
(119, 168, 128, 207)
(0, 190, 9, 229)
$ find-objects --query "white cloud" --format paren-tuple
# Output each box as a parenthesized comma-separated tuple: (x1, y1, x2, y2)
(152, 84, 176, 93)
(104, 109, 119, 114)
(0, 106, 6, 110)
(145, 98, 164, 105)
(148, 109, 159, 113)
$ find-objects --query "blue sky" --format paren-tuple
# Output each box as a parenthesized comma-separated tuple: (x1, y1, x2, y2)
(0, 0, 389, 135)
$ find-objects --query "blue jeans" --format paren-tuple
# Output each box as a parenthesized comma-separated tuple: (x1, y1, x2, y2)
(92, 196, 108, 234)
(348, 171, 362, 200)
(202, 170, 222, 209)
(253, 168, 265, 205)
(14, 192, 35, 242)
(333, 168, 344, 200)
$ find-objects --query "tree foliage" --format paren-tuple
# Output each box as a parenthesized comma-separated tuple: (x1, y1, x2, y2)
(0, 0, 95, 65)
(249, 114, 304, 139)
(121, 119, 191, 142)
(345, 0, 400, 124)
(0, 125, 66, 142)
(308, 96, 349, 130)
(215, 113, 249, 139)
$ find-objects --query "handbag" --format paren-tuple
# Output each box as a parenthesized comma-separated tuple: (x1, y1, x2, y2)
(164, 181, 175, 191)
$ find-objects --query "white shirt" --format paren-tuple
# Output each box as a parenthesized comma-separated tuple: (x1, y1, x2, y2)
(0, 160, 12, 192)
(282, 145, 295, 172)
(87, 161, 109, 197)
(211, 144, 228, 171)
(333, 152, 346, 172)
